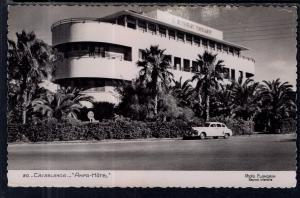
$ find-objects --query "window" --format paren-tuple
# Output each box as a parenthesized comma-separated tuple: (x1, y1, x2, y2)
(209, 41, 215, 49)
(73, 44, 79, 51)
(211, 124, 216, 127)
(186, 34, 192, 44)
(223, 67, 230, 79)
(192, 61, 198, 72)
(216, 124, 222, 127)
(169, 29, 175, 39)
(234, 48, 240, 56)
(239, 71, 243, 79)
(117, 16, 125, 26)
(174, 57, 181, 70)
(246, 72, 254, 78)
(183, 59, 190, 72)
(148, 23, 156, 34)
(138, 49, 146, 60)
(202, 39, 208, 47)
(177, 31, 184, 42)
(127, 16, 136, 29)
(158, 26, 166, 37)
(222, 124, 226, 127)
(81, 43, 88, 51)
(222, 45, 228, 52)
(194, 36, 200, 46)
(231, 69, 236, 81)
(89, 45, 95, 56)
(137, 20, 147, 31)
(217, 43, 222, 51)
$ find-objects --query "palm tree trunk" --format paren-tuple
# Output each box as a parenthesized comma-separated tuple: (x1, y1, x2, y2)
(206, 95, 210, 121)
(22, 109, 27, 124)
(22, 92, 28, 124)
(154, 95, 158, 116)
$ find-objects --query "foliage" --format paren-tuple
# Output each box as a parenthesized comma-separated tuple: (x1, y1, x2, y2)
(171, 77, 194, 108)
(210, 83, 234, 118)
(191, 51, 224, 121)
(210, 116, 254, 135)
(257, 79, 296, 133)
(8, 120, 194, 142)
(137, 45, 174, 115)
(116, 80, 153, 120)
(7, 31, 56, 124)
(31, 87, 93, 120)
(231, 77, 262, 121)
(78, 102, 115, 121)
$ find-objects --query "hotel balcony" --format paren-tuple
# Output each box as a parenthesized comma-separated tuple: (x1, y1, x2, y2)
(54, 55, 138, 81)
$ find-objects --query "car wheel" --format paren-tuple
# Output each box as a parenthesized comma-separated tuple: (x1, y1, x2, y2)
(224, 133, 230, 139)
(200, 132, 206, 140)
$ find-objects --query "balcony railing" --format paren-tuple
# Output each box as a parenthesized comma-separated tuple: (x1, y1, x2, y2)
(51, 17, 103, 30)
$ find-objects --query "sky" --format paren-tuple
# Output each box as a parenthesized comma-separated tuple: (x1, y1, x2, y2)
(8, 5, 297, 88)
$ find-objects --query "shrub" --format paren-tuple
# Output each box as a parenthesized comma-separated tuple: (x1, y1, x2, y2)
(8, 119, 194, 142)
(279, 118, 296, 134)
(210, 116, 254, 135)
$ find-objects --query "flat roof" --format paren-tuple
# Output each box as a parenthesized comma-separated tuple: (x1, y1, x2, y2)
(101, 10, 249, 50)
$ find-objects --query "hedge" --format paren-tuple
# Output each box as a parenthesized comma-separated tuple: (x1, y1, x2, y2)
(8, 117, 258, 143)
(8, 119, 193, 143)
(209, 116, 254, 135)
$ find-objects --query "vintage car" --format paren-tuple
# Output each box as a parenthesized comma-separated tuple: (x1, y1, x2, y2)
(191, 122, 233, 139)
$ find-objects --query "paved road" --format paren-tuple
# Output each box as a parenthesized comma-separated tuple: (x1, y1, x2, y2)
(8, 134, 296, 170)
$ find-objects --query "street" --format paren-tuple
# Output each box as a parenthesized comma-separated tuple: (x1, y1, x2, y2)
(8, 134, 296, 170)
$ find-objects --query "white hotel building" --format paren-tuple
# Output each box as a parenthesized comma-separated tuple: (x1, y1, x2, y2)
(52, 10, 255, 103)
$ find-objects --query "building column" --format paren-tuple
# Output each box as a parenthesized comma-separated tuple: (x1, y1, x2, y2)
(124, 15, 127, 27)
(135, 19, 138, 29)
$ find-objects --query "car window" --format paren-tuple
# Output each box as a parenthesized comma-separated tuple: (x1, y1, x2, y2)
(204, 123, 210, 127)
(216, 124, 221, 127)
(222, 124, 226, 127)
(210, 124, 216, 127)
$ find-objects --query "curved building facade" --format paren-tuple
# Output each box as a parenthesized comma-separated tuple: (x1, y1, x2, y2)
(52, 10, 255, 103)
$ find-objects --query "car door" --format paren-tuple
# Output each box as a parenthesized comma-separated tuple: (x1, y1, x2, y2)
(209, 123, 217, 136)
(216, 124, 223, 136)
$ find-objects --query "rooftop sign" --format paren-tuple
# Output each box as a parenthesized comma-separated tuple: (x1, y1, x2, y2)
(146, 10, 223, 40)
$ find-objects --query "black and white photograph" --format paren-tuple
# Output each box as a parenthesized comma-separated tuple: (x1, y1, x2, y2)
(6, 4, 297, 187)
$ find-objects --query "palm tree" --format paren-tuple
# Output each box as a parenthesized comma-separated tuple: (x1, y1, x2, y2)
(8, 31, 55, 124)
(260, 79, 295, 133)
(137, 45, 173, 115)
(32, 87, 93, 120)
(231, 77, 262, 121)
(115, 79, 153, 120)
(210, 83, 235, 118)
(171, 77, 194, 108)
(191, 51, 224, 121)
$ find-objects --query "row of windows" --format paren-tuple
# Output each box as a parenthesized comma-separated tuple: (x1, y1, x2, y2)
(113, 15, 241, 56)
(138, 49, 253, 80)
(56, 42, 132, 61)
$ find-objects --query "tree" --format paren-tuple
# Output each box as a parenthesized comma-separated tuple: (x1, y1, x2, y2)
(171, 77, 194, 108)
(115, 79, 153, 120)
(8, 31, 55, 124)
(210, 83, 235, 118)
(191, 51, 224, 121)
(32, 87, 93, 120)
(260, 79, 295, 133)
(231, 77, 262, 121)
(137, 45, 173, 116)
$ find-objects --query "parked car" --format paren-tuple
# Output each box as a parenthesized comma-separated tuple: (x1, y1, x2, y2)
(190, 122, 233, 139)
